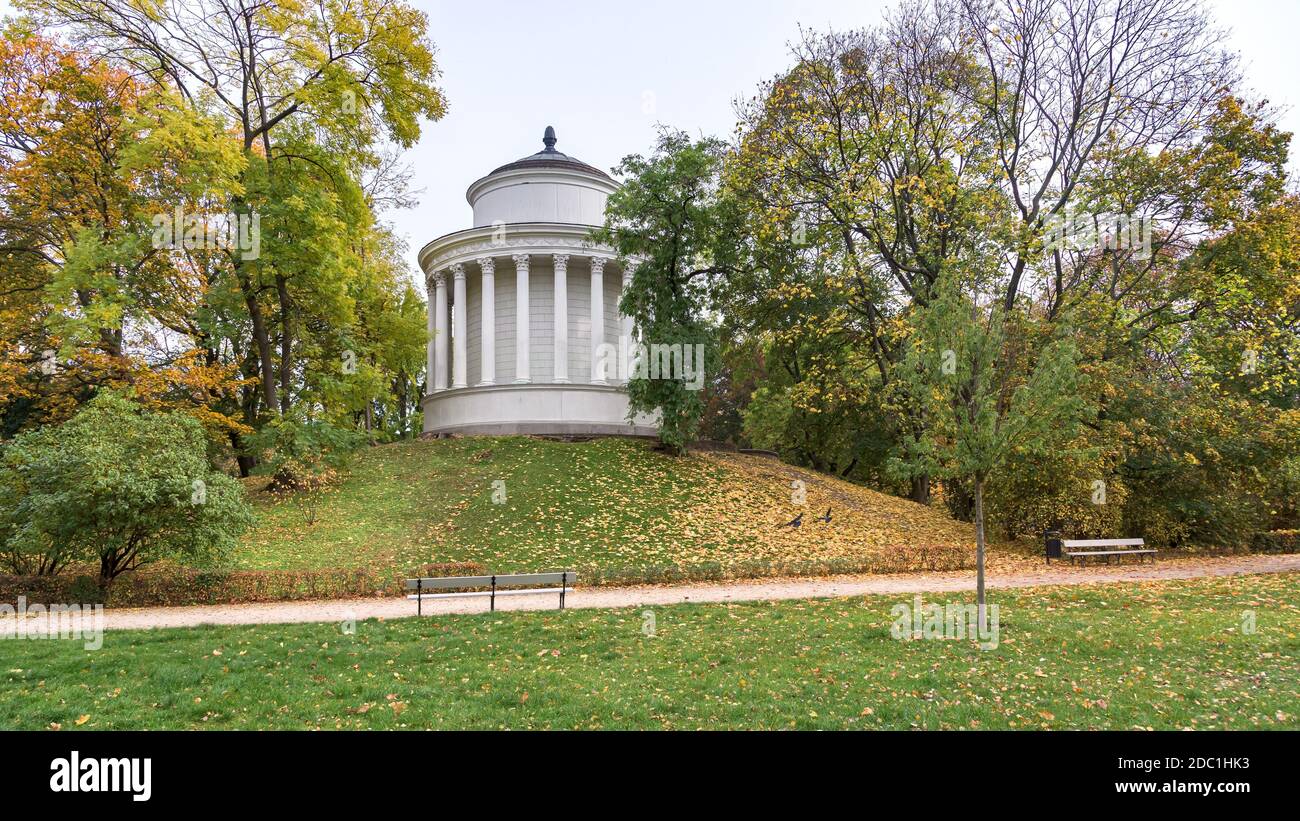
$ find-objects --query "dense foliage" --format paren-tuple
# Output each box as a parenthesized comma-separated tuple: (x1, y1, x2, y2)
(0, 1, 444, 465)
(0, 0, 445, 586)
(606, 0, 1298, 549)
(0, 392, 254, 585)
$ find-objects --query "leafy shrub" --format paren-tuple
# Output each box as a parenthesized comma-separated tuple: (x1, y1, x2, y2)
(418, 562, 487, 577)
(68, 575, 104, 605)
(244, 413, 366, 491)
(987, 445, 1127, 541)
(0, 566, 391, 607)
(1250, 530, 1300, 554)
(0, 392, 254, 587)
(578, 543, 971, 586)
(244, 413, 366, 525)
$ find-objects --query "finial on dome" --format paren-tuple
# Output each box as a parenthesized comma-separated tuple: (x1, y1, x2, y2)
(543, 125, 557, 151)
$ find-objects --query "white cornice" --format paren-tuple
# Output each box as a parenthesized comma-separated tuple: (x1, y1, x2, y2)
(419, 223, 628, 281)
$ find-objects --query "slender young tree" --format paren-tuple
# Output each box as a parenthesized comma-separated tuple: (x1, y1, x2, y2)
(894, 272, 1090, 623)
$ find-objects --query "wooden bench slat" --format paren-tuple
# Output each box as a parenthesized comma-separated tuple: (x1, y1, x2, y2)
(1066, 549, 1156, 556)
(407, 587, 575, 601)
(404, 572, 577, 590)
(405, 571, 577, 614)
(1049, 535, 1154, 566)
(405, 575, 494, 590)
(1061, 538, 1144, 548)
(491, 572, 576, 587)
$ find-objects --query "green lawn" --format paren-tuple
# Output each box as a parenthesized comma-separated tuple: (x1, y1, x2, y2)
(2, 573, 1296, 729)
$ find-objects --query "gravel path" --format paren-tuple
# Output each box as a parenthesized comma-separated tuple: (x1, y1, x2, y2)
(34, 553, 1299, 631)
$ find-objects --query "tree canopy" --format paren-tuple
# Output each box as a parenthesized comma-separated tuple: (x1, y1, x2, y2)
(607, 0, 1298, 554)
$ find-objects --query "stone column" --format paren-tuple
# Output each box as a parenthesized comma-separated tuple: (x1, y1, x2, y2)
(513, 254, 530, 383)
(621, 266, 635, 384)
(425, 273, 436, 394)
(553, 254, 569, 383)
(432, 270, 448, 392)
(451, 263, 467, 389)
(477, 257, 495, 386)
(590, 257, 606, 384)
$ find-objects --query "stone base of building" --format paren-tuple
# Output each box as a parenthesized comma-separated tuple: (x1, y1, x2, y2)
(421, 383, 658, 438)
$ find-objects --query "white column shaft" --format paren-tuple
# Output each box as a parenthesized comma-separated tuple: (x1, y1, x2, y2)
(426, 277, 436, 393)
(478, 258, 495, 386)
(620, 269, 634, 384)
(621, 267, 637, 387)
(513, 254, 530, 383)
(590, 257, 606, 384)
(433, 273, 448, 391)
(553, 254, 569, 383)
(451, 264, 467, 388)
(620, 269, 635, 343)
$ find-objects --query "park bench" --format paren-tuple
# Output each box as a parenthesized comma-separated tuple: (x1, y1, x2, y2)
(1045, 535, 1155, 565)
(405, 571, 576, 615)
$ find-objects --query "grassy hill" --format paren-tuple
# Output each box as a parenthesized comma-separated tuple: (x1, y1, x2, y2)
(238, 436, 976, 584)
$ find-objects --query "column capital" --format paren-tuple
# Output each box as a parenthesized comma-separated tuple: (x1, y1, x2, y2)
(553, 253, 570, 268)
(590, 256, 607, 275)
(432, 270, 446, 287)
(511, 253, 530, 269)
(477, 256, 495, 274)
(450, 262, 466, 281)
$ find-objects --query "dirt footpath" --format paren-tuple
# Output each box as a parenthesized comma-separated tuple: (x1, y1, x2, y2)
(48, 552, 1300, 631)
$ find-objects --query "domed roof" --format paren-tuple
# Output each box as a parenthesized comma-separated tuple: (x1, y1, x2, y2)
(488, 126, 613, 181)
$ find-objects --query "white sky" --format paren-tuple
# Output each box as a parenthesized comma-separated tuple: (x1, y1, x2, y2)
(394, 0, 1299, 281)
(2, 0, 1296, 282)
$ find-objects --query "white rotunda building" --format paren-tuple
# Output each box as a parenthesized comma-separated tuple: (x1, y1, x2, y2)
(419, 126, 657, 437)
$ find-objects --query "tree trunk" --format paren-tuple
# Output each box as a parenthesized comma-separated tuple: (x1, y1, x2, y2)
(276, 274, 293, 414)
(943, 478, 975, 521)
(974, 474, 987, 633)
(229, 429, 255, 478)
(395, 374, 408, 437)
(239, 270, 277, 414)
(910, 474, 931, 505)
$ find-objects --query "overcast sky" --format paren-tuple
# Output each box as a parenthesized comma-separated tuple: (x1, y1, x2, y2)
(3, 0, 1297, 283)
(397, 0, 1300, 282)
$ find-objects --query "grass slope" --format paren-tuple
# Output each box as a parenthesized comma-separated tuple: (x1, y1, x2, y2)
(238, 437, 974, 581)
(2, 573, 1295, 730)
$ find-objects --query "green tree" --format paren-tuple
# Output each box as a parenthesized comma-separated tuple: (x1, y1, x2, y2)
(594, 130, 735, 454)
(24, 0, 446, 461)
(0, 26, 249, 437)
(893, 275, 1089, 623)
(0, 391, 254, 587)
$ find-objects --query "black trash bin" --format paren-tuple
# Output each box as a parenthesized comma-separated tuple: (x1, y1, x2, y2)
(1044, 530, 1063, 564)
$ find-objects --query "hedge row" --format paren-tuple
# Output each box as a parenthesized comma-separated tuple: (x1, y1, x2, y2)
(5, 533, 1295, 609)
(1250, 530, 1300, 554)
(0, 545, 975, 607)
(0, 561, 486, 607)
(18, 530, 1300, 609)
(577, 543, 973, 587)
